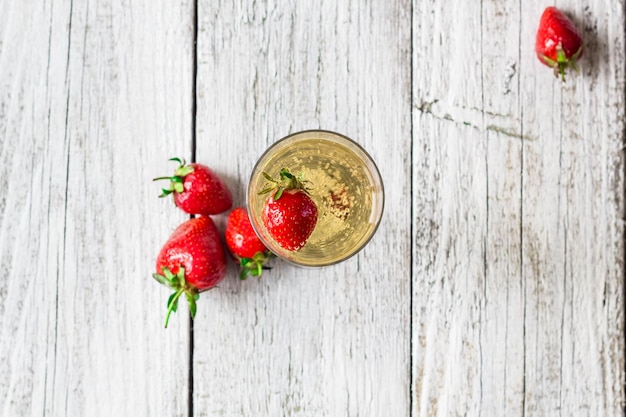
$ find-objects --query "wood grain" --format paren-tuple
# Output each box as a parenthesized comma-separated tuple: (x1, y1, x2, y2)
(0, 0, 194, 415)
(193, 1, 412, 416)
(412, 1, 625, 416)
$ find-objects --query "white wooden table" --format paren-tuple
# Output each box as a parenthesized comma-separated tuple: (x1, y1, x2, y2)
(1, 1, 624, 416)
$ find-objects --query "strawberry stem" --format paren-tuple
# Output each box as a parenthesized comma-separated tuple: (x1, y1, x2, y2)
(238, 251, 274, 280)
(154, 266, 199, 328)
(543, 42, 583, 83)
(153, 157, 195, 198)
(164, 288, 184, 328)
(258, 168, 310, 200)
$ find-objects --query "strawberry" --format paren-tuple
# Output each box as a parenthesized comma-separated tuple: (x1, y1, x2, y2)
(535, 6, 583, 81)
(154, 157, 233, 215)
(259, 168, 318, 251)
(225, 207, 273, 279)
(153, 216, 227, 327)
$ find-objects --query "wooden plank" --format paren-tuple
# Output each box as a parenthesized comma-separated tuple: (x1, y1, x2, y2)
(0, 1, 193, 415)
(519, 1, 625, 415)
(412, 2, 489, 415)
(481, 2, 525, 416)
(413, 0, 625, 415)
(193, 1, 412, 415)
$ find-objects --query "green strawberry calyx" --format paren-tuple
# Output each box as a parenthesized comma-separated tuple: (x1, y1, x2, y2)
(153, 157, 195, 198)
(541, 42, 582, 82)
(258, 168, 310, 200)
(152, 266, 199, 328)
(237, 251, 274, 280)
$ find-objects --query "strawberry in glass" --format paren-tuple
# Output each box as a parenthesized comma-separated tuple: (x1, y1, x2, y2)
(259, 168, 318, 252)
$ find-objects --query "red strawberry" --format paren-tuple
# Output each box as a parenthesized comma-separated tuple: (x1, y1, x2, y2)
(259, 168, 318, 251)
(153, 216, 227, 327)
(225, 207, 273, 279)
(154, 157, 233, 215)
(535, 6, 583, 81)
